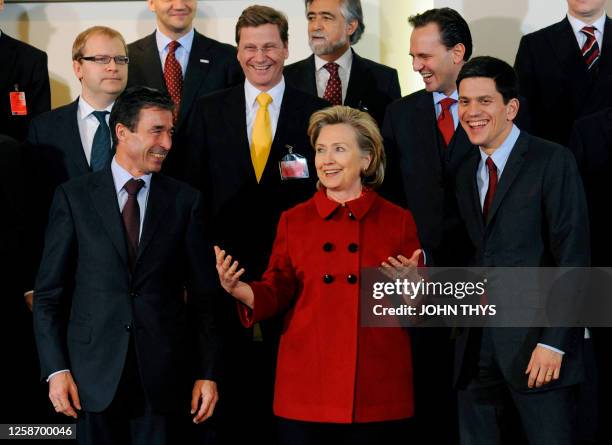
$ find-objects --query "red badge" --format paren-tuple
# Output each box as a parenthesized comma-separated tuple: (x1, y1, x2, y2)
(9, 90, 28, 115)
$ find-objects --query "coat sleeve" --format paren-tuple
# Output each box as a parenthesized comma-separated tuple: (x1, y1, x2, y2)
(238, 211, 299, 327)
(185, 191, 221, 381)
(539, 146, 590, 352)
(33, 186, 76, 380)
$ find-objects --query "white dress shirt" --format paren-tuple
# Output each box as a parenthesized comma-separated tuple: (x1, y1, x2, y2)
(245, 77, 285, 147)
(76, 97, 113, 166)
(314, 47, 353, 103)
(567, 12, 606, 51)
(155, 27, 195, 77)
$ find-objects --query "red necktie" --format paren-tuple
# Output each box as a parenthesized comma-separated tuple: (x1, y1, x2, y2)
(164, 41, 183, 122)
(122, 178, 145, 270)
(581, 26, 600, 70)
(437, 97, 457, 147)
(323, 62, 342, 106)
(482, 157, 498, 223)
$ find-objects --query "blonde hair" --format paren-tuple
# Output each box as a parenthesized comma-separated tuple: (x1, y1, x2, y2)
(72, 26, 127, 61)
(308, 105, 385, 189)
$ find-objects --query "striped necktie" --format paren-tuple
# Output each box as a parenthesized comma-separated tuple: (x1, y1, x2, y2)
(581, 26, 600, 70)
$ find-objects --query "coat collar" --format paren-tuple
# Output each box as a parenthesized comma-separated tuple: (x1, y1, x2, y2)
(314, 187, 377, 220)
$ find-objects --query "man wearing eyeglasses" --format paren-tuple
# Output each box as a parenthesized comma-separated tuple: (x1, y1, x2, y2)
(24, 26, 128, 313)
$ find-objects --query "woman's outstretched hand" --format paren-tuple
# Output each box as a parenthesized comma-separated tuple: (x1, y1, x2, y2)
(214, 246, 254, 308)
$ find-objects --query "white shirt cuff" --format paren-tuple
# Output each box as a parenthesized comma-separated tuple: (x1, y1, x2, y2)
(47, 369, 70, 382)
(537, 343, 565, 355)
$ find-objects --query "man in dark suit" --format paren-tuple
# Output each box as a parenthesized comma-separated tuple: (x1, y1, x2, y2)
(569, 108, 612, 444)
(284, 0, 400, 127)
(33, 87, 219, 445)
(515, 0, 612, 146)
(454, 56, 589, 445)
(185, 6, 327, 444)
(0, 0, 51, 141)
(381, 9, 473, 443)
(127, 0, 242, 178)
(26, 26, 128, 309)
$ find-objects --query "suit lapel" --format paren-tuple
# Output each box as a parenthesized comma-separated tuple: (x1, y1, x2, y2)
(136, 33, 166, 91)
(89, 168, 128, 266)
(345, 50, 366, 108)
(586, 16, 612, 108)
(179, 31, 213, 128)
(297, 56, 318, 97)
(65, 99, 90, 175)
(485, 132, 528, 225)
(222, 86, 255, 182)
(549, 18, 591, 108)
(467, 152, 485, 237)
(0, 34, 17, 92)
(415, 92, 443, 177)
(137, 174, 172, 259)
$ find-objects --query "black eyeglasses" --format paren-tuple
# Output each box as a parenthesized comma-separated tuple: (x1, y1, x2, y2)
(79, 55, 130, 65)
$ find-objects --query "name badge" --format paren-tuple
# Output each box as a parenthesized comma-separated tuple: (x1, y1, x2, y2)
(279, 145, 309, 180)
(9, 85, 27, 115)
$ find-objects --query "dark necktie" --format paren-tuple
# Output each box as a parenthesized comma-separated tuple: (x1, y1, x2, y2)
(122, 178, 145, 270)
(164, 41, 183, 122)
(437, 97, 457, 147)
(581, 26, 600, 70)
(482, 157, 498, 223)
(90, 110, 111, 171)
(323, 62, 342, 106)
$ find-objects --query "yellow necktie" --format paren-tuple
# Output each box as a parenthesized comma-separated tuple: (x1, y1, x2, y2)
(251, 92, 273, 182)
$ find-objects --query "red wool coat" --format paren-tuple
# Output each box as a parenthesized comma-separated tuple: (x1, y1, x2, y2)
(238, 189, 421, 423)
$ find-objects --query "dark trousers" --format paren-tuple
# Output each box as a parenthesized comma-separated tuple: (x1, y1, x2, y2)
(277, 417, 413, 445)
(457, 330, 577, 445)
(76, 337, 187, 445)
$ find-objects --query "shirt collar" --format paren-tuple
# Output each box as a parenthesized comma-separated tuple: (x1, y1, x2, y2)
(77, 96, 113, 121)
(244, 76, 285, 111)
(314, 187, 377, 220)
(567, 11, 607, 34)
(432, 90, 459, 105)
(111, 156, 152, 194)
(478, 124, 520, 174)
(155, 27, 195, 53)
(314, 47, 353, 72)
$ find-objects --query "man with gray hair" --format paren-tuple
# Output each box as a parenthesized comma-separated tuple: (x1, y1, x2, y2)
(284, 0, 400, 127)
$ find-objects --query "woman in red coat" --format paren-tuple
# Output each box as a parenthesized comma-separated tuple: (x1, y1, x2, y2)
(215, 106, 422, 444)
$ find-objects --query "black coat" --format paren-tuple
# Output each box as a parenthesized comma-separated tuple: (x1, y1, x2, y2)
(515, 16, 612, 146)
(0, 32, 51, 141)
(284, 50, 400, 128)
(381, 89, 474, 266)
(454, 131, 590, 390)
(33, 169, 219, 413)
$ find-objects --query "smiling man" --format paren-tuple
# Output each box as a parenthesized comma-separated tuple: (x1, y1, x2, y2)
(184, 5, 327, 444)
(33, 86, 220, 445)
(284, 0, 399, 127)
(127, 0, 242, 179)
(380, 10, 473, 442)
(454, 56, 589, 445)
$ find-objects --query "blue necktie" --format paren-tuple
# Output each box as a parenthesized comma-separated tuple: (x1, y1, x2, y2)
(90, 110, 111, 171)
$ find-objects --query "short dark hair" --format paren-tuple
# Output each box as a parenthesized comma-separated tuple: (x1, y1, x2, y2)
(109, 86, 174, 146)
(408, 8, 472, 61)
(456, 56, 519, 104)
(305, 0, 365, 45)
(235, 5, 289, 45)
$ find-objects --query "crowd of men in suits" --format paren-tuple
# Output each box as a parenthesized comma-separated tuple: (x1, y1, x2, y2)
(1, 0, 611, 444)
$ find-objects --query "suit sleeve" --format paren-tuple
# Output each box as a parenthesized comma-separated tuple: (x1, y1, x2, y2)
(539, 147, 590, 350)
(514, 36, 537, 132)
(238, 212, 299, 326)
(185, 191, 221, 381)
(33, 185, 76, 380)
(379, 105, 407, 208)
(387, 69, 402, 101)
(28, 51, 51, 117)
